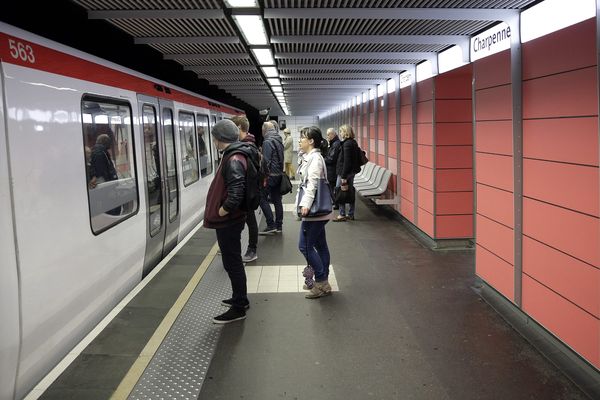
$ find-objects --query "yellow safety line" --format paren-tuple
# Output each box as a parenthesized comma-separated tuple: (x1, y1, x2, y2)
(110, 241, 219, 400)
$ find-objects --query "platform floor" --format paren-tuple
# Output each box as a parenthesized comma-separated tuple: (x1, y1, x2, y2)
(36, 190, 590, 400)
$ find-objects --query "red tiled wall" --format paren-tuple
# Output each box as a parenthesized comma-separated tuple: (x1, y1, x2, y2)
(434, 65, 474, 239)
(416, 79, 434, 237)
(369, 97, 376, 160)
(400, 86, 415, 223)
(387, 90, 399, 200)
(474, 48, 515, 302)
(377, 95, 386, 166)
(521, 18, 599, 368)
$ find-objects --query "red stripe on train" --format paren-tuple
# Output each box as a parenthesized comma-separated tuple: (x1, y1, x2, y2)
(0, 32, 241, 115)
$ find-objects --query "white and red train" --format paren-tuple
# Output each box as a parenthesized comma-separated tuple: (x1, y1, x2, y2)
(0, 22, 240, 400)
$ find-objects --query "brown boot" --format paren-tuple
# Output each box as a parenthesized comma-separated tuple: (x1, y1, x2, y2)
(305, 281, 332, 299)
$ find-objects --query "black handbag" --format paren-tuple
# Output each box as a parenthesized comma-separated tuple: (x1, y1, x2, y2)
(280, 173, 292, 195)
(334, 185, 355, 204)
(297, 178, 333, 217)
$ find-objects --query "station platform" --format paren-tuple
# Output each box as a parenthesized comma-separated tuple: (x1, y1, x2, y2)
(33, 189, 590, 400)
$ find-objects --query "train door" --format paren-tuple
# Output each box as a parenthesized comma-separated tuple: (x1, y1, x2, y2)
(137, 94, 179, 275)
(0, 63, 21, 400)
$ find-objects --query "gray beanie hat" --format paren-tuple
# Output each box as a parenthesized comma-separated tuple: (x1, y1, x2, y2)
(211, 119, 239, 143)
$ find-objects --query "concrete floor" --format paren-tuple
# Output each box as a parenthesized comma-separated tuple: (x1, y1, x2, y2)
(198, 194, 589, 400)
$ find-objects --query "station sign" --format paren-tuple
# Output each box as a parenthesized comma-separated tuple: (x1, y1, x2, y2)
(470, 22, 512, 61)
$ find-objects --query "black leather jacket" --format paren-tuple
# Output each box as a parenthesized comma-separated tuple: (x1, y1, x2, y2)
(324, 136, 342, 183)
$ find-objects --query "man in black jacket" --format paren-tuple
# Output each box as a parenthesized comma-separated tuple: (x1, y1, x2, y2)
(324, 128, 342, 198)
(204, 120, 254, 324)
(258, 121, 284, 235)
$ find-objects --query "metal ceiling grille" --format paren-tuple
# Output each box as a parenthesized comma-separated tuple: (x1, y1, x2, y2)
(72, 0, 540, 115)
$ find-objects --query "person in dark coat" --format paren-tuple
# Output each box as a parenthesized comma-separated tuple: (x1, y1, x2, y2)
(89, 134, 118, 184)
(324, 127, 342, 201)
(258, 121, 285, 235)
(204, 119, 255, 324)
(231, 115, 259, 263)
(334, 124, 359, 222)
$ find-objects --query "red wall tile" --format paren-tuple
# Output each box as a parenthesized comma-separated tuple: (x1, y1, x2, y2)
(437, 192, 474, 215)
(523, 159, 599, 217)
(401, 125, 413, 143)
(400, 144, 413, 163)
(388, 158, 398, 174)
(377, 154, 386, 166)
(523, 18, 596, 80)
(437, 215, 473, 238)
(523, 198, 599, 267)
(401, 199, 415, 222)
(476, 153, 513, 192)
(476, 244, 515, 301)
(476, 183, 513, 228)
(388, 109, 397, 125)
(418, 208, 434, 237)
(401, 105, 412, 122)
(437, 169, 473, 192)
(418, 145, 434, 168)
(436, 64, 473, 98)
(436, 123, 473, 146)
(522, 275, 600, 368)
(523, 67, 598, 119)
(477, 214, 514, 265)
(401, 161, 414, 183)
(387, 143, 397, 158)
(417, 101, 433, 123)
(417, 79, 434, 101)
(437, 146, 473, 169)
(476, 120, 513, 156)
(400, 179, 414, 201)
(523, 118, 598, 166)
(418, 187, 434, 213)
(474, 49, 511, 90)
(436, 99, 473, 122)
(475, 85, 512, 121)
(417, 124, 433, 145)
(418, 166, 433, 190)
(523, 236, 599, 317)
(401, 87, 412, 105)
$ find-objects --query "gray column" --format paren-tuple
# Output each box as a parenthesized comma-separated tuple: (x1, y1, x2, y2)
(383, 84, 389, 169)
(411, 67, 419, 225)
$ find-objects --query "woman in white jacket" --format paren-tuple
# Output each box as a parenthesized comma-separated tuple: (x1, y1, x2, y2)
(296, 126, 333, 299)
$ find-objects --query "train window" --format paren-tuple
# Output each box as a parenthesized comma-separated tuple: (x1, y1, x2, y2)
(82, 97, 138, 234)
(163, 108, 179, 221)
(196, 114, 212, 176)
(142, 105, 163, 236)
(210, 115, 221, 168)
(179, 112, 199, 186)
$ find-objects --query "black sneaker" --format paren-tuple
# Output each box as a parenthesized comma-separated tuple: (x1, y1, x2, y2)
(275, 227, 282, 233)
(242, 248, 258, 263)
(213, 307, 246, 324)
(259, 227, 277, 235)
(221, 298, 250, 309)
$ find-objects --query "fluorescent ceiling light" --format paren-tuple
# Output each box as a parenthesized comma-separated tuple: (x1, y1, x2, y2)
(252, 48, 275, 65)
(262, 67, 278, 77)
(272, 86, 283, 93)
(386, 79, 396, 94)
(233, 15, 268, 45)
(416, 60, 434, 82)
(377, 84, 384, 98)
(224, 0, 258, 7)
(267, 78, 281, 86)
(439, 45, 465, 73)
(521, 0, 596, 43)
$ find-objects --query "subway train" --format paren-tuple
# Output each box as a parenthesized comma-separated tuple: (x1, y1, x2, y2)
(0, 22, 241, 400)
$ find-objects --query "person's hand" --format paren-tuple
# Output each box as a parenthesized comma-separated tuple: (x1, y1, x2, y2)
(301, 207, 310, 216)
(218, 207, 228, 217)
(88, 177, 97, 189)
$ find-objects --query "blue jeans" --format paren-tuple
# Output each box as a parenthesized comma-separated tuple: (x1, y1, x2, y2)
(259, 177, 283, 230)
(298, 220, 330, 282)
(336, 174, 355, 217)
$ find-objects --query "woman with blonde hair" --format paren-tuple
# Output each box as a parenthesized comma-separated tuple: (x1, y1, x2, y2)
(334, 124, 360, 221)
(282, 128, 295, 178)
(295, 126, 333, 299)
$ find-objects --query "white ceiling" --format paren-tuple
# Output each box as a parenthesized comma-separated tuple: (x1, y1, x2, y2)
(71, 0, 538, 116)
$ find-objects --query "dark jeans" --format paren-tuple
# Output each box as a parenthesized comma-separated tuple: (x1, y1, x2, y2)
(298, 220, 330, 282)
(216, 221, 248, 308)
(259, 179, 283, 230)
(336, 174, 355, 217)
(246, 209, 258, 250)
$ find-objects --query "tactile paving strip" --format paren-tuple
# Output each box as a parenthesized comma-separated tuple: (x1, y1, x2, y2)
(128, 258, 231, 400)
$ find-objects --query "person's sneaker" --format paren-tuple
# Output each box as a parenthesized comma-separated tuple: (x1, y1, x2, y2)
(305, 281, 332, 299)
(213, 307, 246, 324)
(221, 298, 250, 309)
(259, 227, 277, 235)
(242, 248, 258, 263)
(347, 215, 355, 221)
(275, 227, 283, 233)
